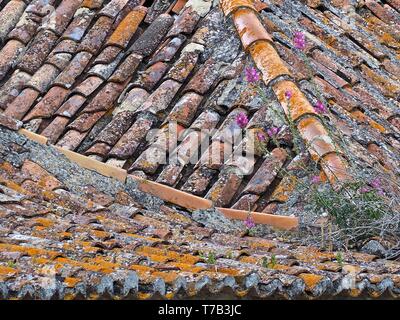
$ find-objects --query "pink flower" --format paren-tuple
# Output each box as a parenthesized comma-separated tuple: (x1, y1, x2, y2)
(244, 215, 256, 229)
(257, 132, 266, 142)
(267, 127, 280, 138)
(370, 178, 384, 196)
(370, 178, 381, 189)
(285, 90, 293, 100)
(294, 31, 306, 50)
(359, 186, 370, 194)
(236, 112, 249, 129)
(311, 175, 321, 184)
(314, 101, 327, 114)
(245, 67, 260, 83)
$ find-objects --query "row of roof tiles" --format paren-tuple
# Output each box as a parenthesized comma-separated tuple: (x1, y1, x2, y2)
(0, 0, 399, 213)
(0, 128, 399, 299)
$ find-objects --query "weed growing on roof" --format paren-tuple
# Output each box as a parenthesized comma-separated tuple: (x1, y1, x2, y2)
(243, 61, 400, 251)
(200, 251, 217, 265)
(335, 252, 344, 268)
(262, 255, 277, 269)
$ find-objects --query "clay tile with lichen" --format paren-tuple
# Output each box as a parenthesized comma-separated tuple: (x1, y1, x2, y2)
(0, 0, 400, 300)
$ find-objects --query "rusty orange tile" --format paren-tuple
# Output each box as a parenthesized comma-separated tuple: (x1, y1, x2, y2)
(107, 6, 147, 48)
(297, 117, 337, 161)
(320, 153, 350, 183)
(273, 80, 316, 121)
(217, 207, 299, 230)
(232, 8, 272, 50)
(133, 176, 213, 211)
(249, 41, 291, 84)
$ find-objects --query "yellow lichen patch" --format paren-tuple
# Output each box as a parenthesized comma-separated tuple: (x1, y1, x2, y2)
(0, 266, 17, 276)
(369, 120, 386, 133)
(123, 233, 162, 243)
(164, 292, 175, 299)
(0, 243, 61, 259)
(0, 177, 30, 195)
(361, 64, 400, 98)
(272, 264, 290, 271)
(349, 288, 361, 297)
(239, 256, 258, 264)
(129, 264, 155, 276)
(299, 273, 324, 290)
(90, 230, 111, 240)
(293, 247, 335, 264)
(34, 217, 54, 228)
(246, 239, 276, 251)
(0, 161, 16, 174)
(211, 267, 241, 276)
(54, 257, 118, 274)
(235, 289, 248, 298)
(151, 271, 180, 284)
(168, 262, 205, 273)
(64, 277, 81, 288)
(137, 292, 152, 300)
(136, 246, 200, 265)
(63, 293, 77, 300)
(270, 175, 297, 202)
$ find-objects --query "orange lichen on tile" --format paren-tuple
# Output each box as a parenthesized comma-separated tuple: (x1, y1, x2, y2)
(0, 266, 18, 276)
(249, 41, 291, 84)
(64, 277, 81, 288)
(137, 292, 152, 300)
(81, 0, 103, 9)
(270, 175, 297, 202)
(297, 116, 337, 161)
(168, 262, 205, 273)
(232, 8, 272, 50)
(0, 243, 61, 259)
(273, 80, 316, 121)
(220, 0, 257, 15)
(151, 271, 180, 284)
(33, 217, 54, 228)
(351, 110, 387, 133)
(299, 273, 324, 290)
(245, 238, 276, 251)
(239, 256, 258, 264)
(136, 246, 201, 264)
(129, 264, 154, 277)
(107, 6, 147, 48)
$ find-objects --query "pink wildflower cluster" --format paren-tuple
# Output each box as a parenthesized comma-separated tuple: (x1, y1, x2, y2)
(294, 31, 306, 50)
(257, 132, 266, 142)
(244, 214, 256, 230)
(311, 175, 321, 184)
(360, 178, 384, 196)
(267, 127, 280, 138)
(236, 112, 249, 129)
(245, 67, 260, 83)
(314, 101, 327, 114)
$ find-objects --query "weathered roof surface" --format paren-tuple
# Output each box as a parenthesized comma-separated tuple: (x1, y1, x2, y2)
(0, 0, 400, 299)
(1, 0, 399, 215)
(1, 126, 400, 300)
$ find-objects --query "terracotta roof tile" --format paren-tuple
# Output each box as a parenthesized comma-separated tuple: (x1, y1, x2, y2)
(1, 0, 400, 299)
(107, 6, 147, 48)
